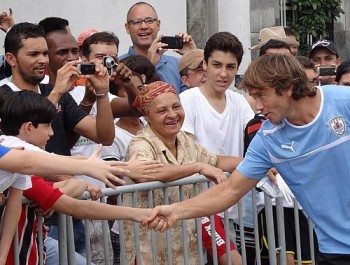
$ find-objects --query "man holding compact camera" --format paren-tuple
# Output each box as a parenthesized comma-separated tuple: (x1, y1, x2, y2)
(76, 30, 140, 117)
(121, 1, 197, 94)
(0, 21, 114, 264)
(309, 39, 341, 85)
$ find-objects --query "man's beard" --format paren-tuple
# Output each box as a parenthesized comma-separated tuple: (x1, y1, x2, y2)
(18, 63, 45, 85)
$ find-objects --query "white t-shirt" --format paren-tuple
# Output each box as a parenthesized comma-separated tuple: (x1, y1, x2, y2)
(101, 118, 146, 161)
(180, 87, 254, 219)
(180, 87, 254, 156)
(0, 136, 43, 192)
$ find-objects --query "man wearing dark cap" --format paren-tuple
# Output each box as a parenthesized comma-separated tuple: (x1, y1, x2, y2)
(178, 49, 206, 88)
(309, 39, 341, 85)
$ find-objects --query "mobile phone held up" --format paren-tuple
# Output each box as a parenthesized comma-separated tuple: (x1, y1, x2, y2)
(316, 65, 336, 76)
(161, 36, 183, 49)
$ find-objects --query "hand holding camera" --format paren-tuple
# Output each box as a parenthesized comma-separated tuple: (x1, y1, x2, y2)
(84, 61, 110, 97)
(77, 56, 116, 75)
(160, 33, 197, 55)
(53, 60, 82, 98)
(78, 56, 130, 82)
(112, 61, 132, 84)
(316, 65, 336, 76)
(315, 65, 337, 85)
(77, 63, 95, 75)
(160, 36, 183, 49)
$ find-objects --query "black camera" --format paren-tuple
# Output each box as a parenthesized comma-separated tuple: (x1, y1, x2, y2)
(161, 36, 183, 49)
(103, 56, 117, 76)
(77, 63, 95, 75)
(317, 66, 336, 76)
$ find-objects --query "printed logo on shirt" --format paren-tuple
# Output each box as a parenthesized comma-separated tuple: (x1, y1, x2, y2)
(329, 116, 345, 136)
(73, 136, 96, 147)
(281, 141, 296, 153)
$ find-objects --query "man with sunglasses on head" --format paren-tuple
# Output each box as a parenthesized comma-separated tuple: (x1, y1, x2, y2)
(120, 2, 197, 94)
(309, 39, 341, 85)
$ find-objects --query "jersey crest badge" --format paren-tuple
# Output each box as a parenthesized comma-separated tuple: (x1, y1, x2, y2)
(329, 116, 346, 135)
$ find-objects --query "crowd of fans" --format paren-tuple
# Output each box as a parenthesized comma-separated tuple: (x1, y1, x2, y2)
(0, 2, 349, 265)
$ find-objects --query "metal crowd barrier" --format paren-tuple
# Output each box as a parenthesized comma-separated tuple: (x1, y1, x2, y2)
(13, 175, 317, 265)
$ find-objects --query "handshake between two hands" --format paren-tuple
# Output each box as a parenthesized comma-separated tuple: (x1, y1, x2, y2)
(134, 205, 176, 233)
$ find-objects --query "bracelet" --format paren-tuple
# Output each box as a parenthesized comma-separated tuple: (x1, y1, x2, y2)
(94, 90, 109, 98)
(80, 101, 94, 107)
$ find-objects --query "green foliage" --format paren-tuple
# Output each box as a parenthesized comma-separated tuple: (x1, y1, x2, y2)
(290, 0, 344, 55)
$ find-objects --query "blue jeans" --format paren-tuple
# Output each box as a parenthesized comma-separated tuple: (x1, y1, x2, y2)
(46, 220, 86, 257)
(44, 236, 88, 265)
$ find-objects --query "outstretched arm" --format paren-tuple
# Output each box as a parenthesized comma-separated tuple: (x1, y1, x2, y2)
(145, 170, 258, 231)
(216, 155, 243, 172)
(53, 178, 88, 198)
(0, 145, 129, 189)
(132, 161, 226, 184)
(53, 194, 155, 222)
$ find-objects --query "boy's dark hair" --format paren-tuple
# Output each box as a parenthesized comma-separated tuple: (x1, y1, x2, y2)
(120, 55, 161, 84)
(204, 32, 244, 67)
(5, 22, 46, 56)
(259, 39, 291, 56)
(38, 17, 69, 35)
(0, 91, 56, 136)
(335, 60, 350, 83)
(81, 31, 119, 57)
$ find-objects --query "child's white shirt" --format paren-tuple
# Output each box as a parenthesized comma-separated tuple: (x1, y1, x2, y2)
(0, 135, 45, 192)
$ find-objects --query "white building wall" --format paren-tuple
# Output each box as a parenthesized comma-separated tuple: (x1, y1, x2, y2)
(0, 0, 251, 69)
(218, 0, 251, 73)
(0, 0, 186, 56)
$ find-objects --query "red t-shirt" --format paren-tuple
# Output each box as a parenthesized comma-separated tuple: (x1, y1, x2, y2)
(6, 176, 63, 265)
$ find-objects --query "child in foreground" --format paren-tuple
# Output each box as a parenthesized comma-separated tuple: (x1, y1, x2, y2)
(0, 91, 163, 264)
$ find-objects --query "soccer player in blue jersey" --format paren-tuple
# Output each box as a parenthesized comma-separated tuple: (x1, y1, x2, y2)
(146, 53, 350, 265)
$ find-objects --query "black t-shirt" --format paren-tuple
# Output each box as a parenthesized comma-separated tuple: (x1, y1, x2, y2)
(38, 84, 88, 155)
(0, 83, 87, 155)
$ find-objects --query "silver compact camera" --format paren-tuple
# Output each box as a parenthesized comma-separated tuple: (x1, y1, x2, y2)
(103, 56, 117, 75)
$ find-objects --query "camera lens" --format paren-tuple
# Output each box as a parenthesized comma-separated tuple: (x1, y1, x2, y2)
(104, 57, 115, 68)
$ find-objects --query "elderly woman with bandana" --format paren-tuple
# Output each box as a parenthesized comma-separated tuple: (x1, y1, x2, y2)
(122, 81, 243, 265)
